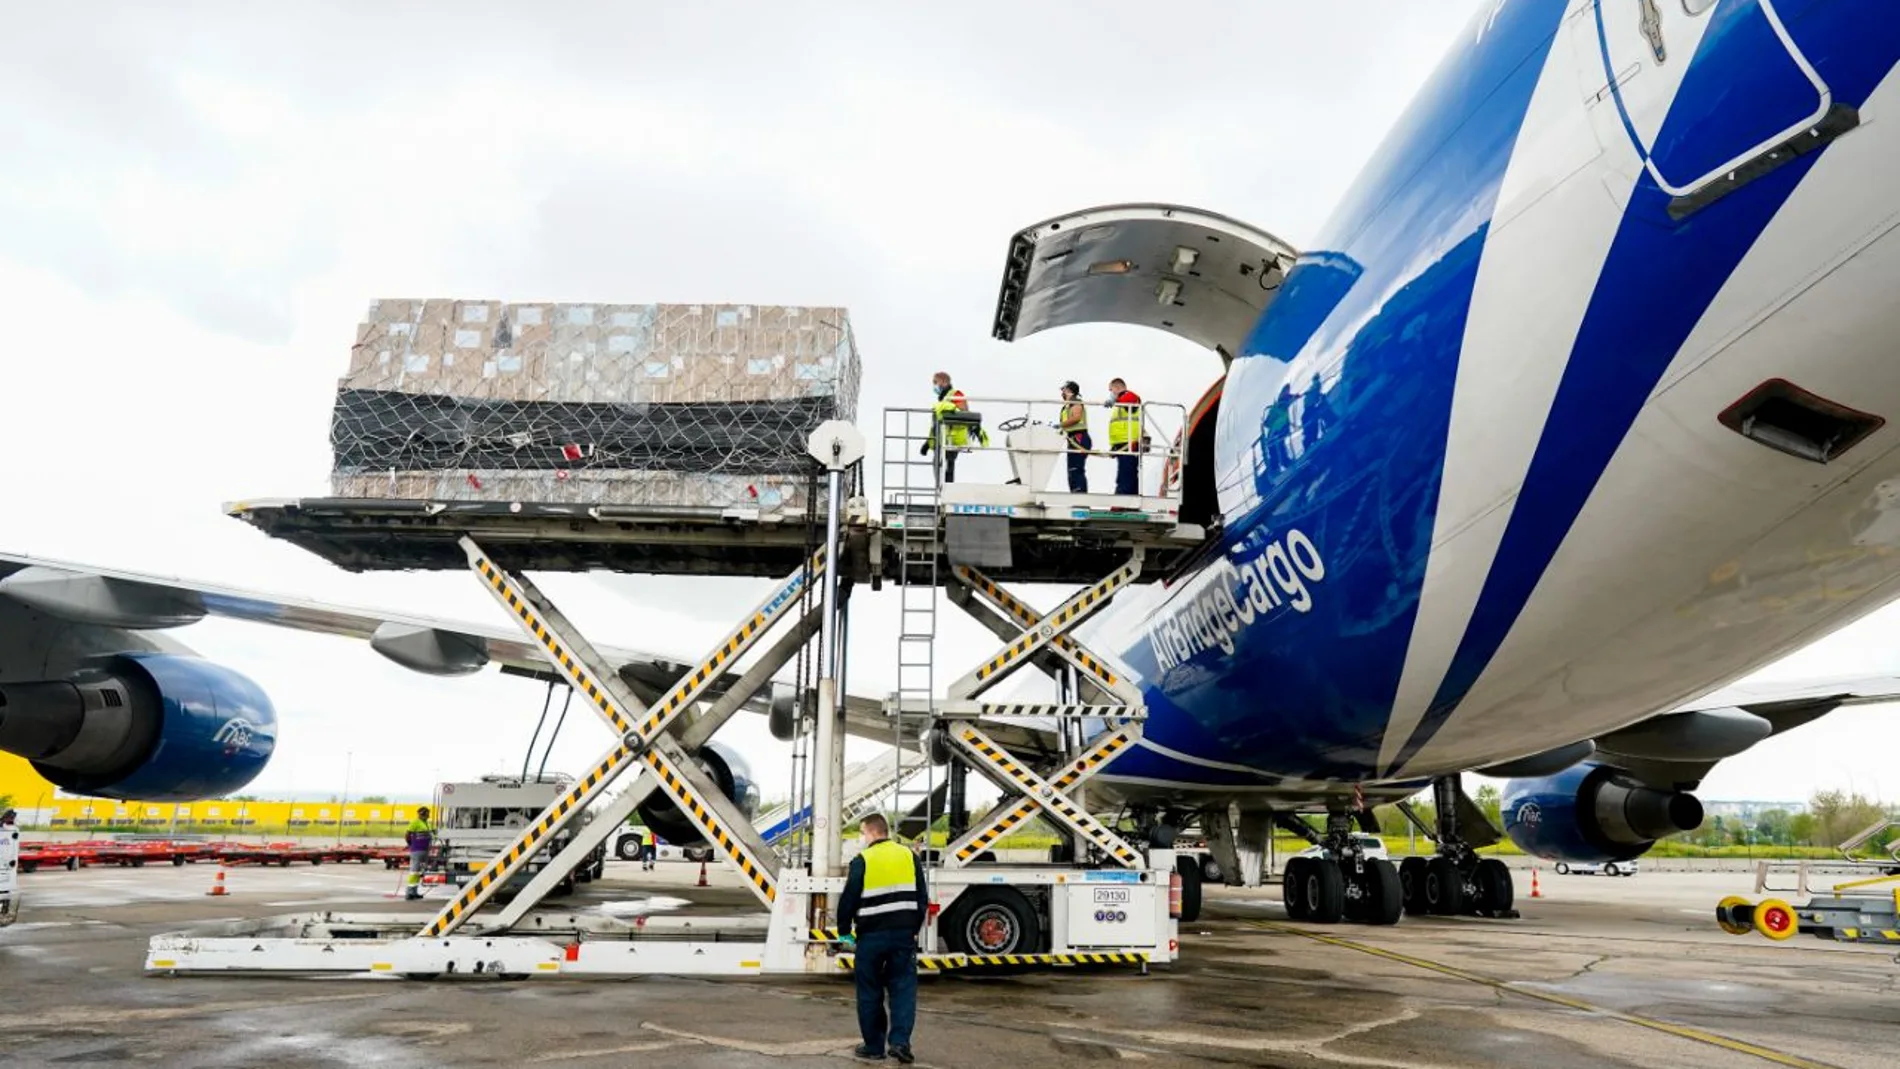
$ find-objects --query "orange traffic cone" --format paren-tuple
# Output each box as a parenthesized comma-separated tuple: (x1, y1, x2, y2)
(206, 868, 229, 897)
(1529, 867, 1542, 899)
(696, 860, 709, 888)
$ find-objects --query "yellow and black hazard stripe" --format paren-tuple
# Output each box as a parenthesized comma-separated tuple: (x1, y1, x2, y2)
(641, 748, 777, 904)
(630, 550, 826, 743)
(968, 563, 1134, 688)
(470, 553, 634, 737)
(952, 564, 1127, 691)
(422, 740, 636, 937)
(952, 728, 1137, 863)
(808, 927, 843, 943)
(951, 727, 1140, 866)
(975, 703, 1144, 719)
(1837, 928, 1900, 942)
(836, 952, 1147, 972)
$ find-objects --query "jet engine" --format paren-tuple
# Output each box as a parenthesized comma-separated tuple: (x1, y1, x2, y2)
(634, 741, 760, 849)
(1502, 761, 1703, 863)
(0, 653, 276, 801)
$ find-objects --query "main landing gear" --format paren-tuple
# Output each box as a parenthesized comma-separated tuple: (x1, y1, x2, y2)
(1276, 811, 1403, 926)
(1394, 776, 1518, 919)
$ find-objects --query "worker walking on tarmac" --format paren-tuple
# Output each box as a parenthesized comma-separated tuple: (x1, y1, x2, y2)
(0, 808, 18, 929)
(923, 371, 987, 484)
(403, 806, 434, 901)
(641, 827, 657, 871)
(1058, 380, 1091, 493)
(838, 813, 927, 1063)
(1105, 377, 1145, 496)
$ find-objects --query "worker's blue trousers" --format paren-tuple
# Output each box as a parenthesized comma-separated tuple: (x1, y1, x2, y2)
(853, 930, 918, 1052)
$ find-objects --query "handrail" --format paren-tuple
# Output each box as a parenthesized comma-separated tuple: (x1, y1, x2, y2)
(884, 396, 1189, 498)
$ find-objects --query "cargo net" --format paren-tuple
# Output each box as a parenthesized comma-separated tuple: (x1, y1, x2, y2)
(329, 299, 862, 512)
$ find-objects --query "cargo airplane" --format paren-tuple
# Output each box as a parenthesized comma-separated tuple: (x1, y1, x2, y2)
(4, 0, 1900, 927)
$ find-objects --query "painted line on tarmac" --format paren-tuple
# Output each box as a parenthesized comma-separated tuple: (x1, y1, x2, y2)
(1251, 921, 1842, 1069)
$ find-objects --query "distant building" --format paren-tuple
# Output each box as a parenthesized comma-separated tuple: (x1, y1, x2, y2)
(1701, 800, 1808, 821)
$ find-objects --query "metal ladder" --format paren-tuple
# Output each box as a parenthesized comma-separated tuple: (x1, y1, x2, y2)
(881, 407, 942, 838)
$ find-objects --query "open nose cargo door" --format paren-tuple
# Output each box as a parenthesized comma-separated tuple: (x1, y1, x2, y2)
(990, 203, 1298, 526)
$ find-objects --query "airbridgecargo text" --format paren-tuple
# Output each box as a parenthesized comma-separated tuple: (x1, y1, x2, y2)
(1148, 529, 1326, 672)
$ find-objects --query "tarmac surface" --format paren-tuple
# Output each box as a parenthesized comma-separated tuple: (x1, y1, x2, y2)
(3, 859, 1898, 1068)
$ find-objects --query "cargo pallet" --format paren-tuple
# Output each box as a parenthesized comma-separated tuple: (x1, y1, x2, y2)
(149, 408, 1199, 980)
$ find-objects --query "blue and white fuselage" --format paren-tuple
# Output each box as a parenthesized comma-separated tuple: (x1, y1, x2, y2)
(1085, 0, 1900, 804)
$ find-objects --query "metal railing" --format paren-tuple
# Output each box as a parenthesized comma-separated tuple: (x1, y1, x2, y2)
(880, 396, 1190, 501)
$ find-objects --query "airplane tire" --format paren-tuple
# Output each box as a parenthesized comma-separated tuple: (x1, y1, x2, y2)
(1424, 856, 1465, 915)
(1304, 859, 1346, 923)
(1399, 856, 1428, 915)
(1475, 858, 1514, 914)
(1360, 859, 1403, 926)
(1174, 855, 1203, 924)
(1282, 857, 1311, 920)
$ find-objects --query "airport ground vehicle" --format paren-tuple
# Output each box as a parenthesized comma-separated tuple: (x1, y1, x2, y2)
(1554, 860, 1636, 877)
(435, 775, 606, 894)
(608, 827, 712, 864)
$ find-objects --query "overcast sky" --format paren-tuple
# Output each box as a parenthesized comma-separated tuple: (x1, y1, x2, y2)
(1, 2, 1895, 807)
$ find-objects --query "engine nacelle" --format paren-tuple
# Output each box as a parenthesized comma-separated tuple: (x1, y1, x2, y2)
(1502, 761, 1703, 863)
(635, 741, 760, 849)
(0, 653, 276, 801)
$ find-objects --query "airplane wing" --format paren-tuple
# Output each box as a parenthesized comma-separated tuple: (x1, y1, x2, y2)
(0, 551, 1056, 754)
(1586, 673, 1900, 789)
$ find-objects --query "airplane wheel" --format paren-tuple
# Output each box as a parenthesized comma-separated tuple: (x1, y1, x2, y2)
(1360, 859, 1403, 926)
(1302, 859, 1346, 923)
(1475, 858, 1514, 914)
(1282, 857, 1310, 920)
(1716, 895, 1754, 936)
(1174, 855, 1203, 923)
(1424, 856, 1465, 915)
(1753, 897, 1798, 941)
(1399, 856, 1428, 915)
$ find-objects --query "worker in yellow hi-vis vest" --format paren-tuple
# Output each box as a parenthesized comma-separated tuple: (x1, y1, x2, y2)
(838, 813, 928, 1063)
(923, 371, 988, 484)
(403, 807, 434, 901)
(1105, 377, 1144, 496)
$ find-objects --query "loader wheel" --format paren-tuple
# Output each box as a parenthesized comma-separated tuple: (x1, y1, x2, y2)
(1716, 895, 1754, 936)
(1174, 854, 1203, 923)
(945, 887, 1042, 956)
(1754, 898, 1798, 941)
